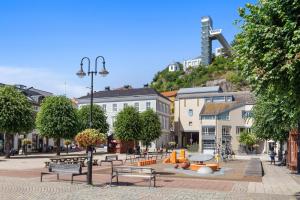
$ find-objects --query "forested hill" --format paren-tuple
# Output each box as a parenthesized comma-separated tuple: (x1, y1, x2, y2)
(150, 56, 249, 92)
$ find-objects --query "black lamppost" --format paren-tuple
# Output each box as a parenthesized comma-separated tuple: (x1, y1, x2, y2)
(76, 56, 109, 185)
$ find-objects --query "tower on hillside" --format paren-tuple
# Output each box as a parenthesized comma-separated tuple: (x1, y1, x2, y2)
(201, 16, 231, 66)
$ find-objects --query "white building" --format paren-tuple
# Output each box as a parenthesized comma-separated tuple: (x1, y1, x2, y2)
(168, 62, 180, 72)
(215, 47, 226, 57)
(77, 87, 172, 149)
(183, 56, 202, 71)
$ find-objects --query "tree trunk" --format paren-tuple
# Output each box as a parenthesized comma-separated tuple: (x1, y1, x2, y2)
(45, 137, 49, 153)
(278, 140, 283, 161)
(66, 145, 69, 154)
(56, 138, 60, 156)
(4, 133, 13, 159)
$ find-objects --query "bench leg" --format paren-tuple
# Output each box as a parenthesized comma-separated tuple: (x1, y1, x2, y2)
(71, 175, 74, 184)
(154, 176, 156, 187)
(149, 178, 151, 188)
(40, 174, 43, 182)
(57, 173, 59, 180)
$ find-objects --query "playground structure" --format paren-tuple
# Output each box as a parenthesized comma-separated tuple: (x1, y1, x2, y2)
(201, 16, 232, 65)
(163, 149, 220, 173)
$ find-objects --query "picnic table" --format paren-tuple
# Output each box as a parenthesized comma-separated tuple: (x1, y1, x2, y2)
(46, 156, 87, 167)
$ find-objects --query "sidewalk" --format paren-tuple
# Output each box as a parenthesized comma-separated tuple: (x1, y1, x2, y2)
(246, 160, 300, 196)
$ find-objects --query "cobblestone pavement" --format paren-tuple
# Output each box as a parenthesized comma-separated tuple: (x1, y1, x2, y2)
(0, 176, 293, 200)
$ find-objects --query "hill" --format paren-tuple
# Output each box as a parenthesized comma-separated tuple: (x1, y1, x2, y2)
(150, 56, 249, 92)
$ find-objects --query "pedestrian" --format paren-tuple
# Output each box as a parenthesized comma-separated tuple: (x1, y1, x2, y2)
(270, 150, 276, 164)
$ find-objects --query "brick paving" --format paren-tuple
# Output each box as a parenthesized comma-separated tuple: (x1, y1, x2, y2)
(0, 155, 300, 199)
(0, 176, 292, 200)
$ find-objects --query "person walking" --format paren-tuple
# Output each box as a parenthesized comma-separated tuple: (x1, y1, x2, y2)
(270, 150, 276, 165)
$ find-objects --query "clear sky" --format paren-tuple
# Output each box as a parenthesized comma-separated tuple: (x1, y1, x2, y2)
(0, 0, 257, 97)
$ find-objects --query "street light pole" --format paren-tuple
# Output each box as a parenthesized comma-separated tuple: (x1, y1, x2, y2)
(76, 56, 109, 185)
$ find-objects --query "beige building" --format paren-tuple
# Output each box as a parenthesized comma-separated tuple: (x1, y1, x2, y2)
(174, 86, 258, 154)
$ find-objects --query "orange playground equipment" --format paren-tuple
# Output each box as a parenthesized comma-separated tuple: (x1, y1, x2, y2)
(163, 149, 188, 164)
(163, 150, 220, 172)
(137, 159, 157, 166)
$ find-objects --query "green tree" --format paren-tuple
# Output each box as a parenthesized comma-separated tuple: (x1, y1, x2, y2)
(239, 132, 259, 152)
(252, 94, 289, 142)
(234, 0, 300, 129)
(0, 86, 35, 158)
(36, 96, 79, 155)
(114, 106, 141, 145)
(77, 104, 109, 134)
(140, 109, 161, 149)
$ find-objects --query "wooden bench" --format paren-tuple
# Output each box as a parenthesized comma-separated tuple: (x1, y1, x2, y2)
(100, 155, 123, 166)
(41, 163, 87, 184)
(111, 166, 156, 187)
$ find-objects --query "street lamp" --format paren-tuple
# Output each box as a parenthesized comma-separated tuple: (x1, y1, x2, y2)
(76, 56, 109, 185)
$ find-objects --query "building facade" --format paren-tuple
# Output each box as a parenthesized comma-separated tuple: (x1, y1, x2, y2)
(174, 86, 259, 154)
(168, 62, 180, 72)
(77, 87, 171, 149)
(183, 56, 202, 71)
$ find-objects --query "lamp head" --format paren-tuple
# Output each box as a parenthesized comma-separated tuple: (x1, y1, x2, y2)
(76, 64, 86, 78)
(99, 62, 109, 77)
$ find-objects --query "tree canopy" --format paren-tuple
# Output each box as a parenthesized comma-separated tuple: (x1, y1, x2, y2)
(234, 0, 300, 130)
(239, 132, 259, 152)
(114, 106, 141, 141)
(36, 96, 79, 155)
(252, 94, 289, 142)
(140, 109, 161, 147)
(0, 86, 35, 157)
(0, 86, 35, 134)
(77, 104, 109, 134)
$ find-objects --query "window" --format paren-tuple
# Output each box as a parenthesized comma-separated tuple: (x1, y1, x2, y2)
(123, 103, 128, 108)
(158, 102, 162, 111)
(102, 104, 106, 112)
(113, 104, 117, 112)
(203, 140, 215, 149)
(204, 97, 212, 102)
(188, 109, 193, 117)
(212, 96, 225, 102)
(189, 122, 193, 126)
(217, 112, 230, 120)
(242, 111, 253, 119)
(222, 126, 231, 137)
(165, 118, 169, 129)
(166, 105, 170, 113)
(134, 102, 139, 110)
(202, 126, 215, 136)
(200, 115, 216, 120)
(112, 116, 116, 126)
(236, 127, 251, 135)
(226, 96, 233, 102)
(146, 102, 151, 110)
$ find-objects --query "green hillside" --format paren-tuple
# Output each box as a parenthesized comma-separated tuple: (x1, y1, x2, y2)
(150, 56, 249, 92)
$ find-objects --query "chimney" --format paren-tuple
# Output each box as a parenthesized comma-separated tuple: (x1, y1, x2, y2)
(105, 86, 110, 91)
(124, 85, 131, 89)
(143, 84, 149, 88)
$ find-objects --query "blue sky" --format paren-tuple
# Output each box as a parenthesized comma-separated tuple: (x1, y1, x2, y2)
(0, 0, 257, 97)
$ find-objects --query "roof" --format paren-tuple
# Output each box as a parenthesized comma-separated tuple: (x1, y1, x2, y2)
(177, 86, 221, 94)
(78, 87, 169, 101)
(161, 90, 177, 98)
(200, 102, 243, 115)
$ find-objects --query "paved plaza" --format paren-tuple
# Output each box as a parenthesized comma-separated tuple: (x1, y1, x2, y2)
(0, 154, 300, 199)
